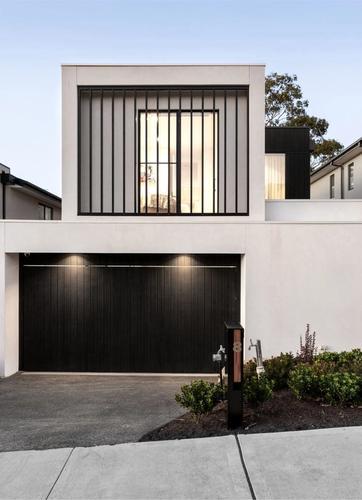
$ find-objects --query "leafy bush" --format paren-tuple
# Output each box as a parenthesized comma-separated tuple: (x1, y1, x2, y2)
(288, 364, 320, 399)
(175, 380, 224, 420)
(264, 352, 295, 390)
(244, 374, 273, 406)
(319, 372, 361, 405)
(244, 359, 257, 382)
(315, 349, 362, 376)
(289, 359, 362, 406)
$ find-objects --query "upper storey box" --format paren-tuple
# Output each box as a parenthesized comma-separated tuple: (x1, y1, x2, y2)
(62, 64, 265, 221)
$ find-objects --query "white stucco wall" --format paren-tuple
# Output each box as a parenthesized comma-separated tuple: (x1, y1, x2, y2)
(266, 199, 362, 221)
(1, 218, 362, 376)
(62, 64, 265, 222)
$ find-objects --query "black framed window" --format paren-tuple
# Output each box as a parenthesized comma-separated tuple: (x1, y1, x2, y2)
(348, 163, 354, 191)
(38, 204, 53, 220)
(139, 110, 218, 214)
(329, 174, 335, 199)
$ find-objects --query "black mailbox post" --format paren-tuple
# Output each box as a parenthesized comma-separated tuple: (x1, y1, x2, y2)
(225, 321, 244, 429)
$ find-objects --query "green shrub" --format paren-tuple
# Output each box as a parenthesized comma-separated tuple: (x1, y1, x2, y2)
(288, 364, 320, 399)
(319, 372, 361, 405)
(175, 380, 224, 420)
(264, 353, 295, 390)
(244, 359, 257, 382)
(244, 374, 273, 406)
(315, 349, 362, 377)
(289, 359, 362, 406)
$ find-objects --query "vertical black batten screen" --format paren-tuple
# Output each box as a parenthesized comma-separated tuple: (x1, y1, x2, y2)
(167, 91, 171, 213)
(235, 90, 238, 213)
(123, 90, 126, 213)
(224, 90, 227, 213)
(156, 93, 159, 213)
(100, 90, 103, 213)
(190, 91, 193, 213)
(78, 85, 249, 216)
(201, 90, 204, 213)
(89, 89, 92, 213)
(212, 90, 216, 214)
(134, 92, 137, 213)
(176, 91, 182, 214)
(145, 91, 148, 213)
(77, 87, 81, 213)
(111, 90, 115, 213)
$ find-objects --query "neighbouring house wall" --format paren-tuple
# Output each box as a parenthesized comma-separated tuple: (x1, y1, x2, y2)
(5, 187, 61, 220)
(311, 167, 342, 199)
(311, 153, 362, 199)
(1, 218, 362, 375)
(343, 153, 362, 199)
(62, 65, 265, 221)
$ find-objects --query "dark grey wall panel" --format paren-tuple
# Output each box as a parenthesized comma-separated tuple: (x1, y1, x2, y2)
(20, 254, 240, 373)
(265, 127, 311, 199)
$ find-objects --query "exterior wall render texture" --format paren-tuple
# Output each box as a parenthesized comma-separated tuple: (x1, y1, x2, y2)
(1, 219, 362, 376)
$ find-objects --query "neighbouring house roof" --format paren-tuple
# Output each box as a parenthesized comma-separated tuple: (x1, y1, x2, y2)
(310, 137, 362, 184)
(0, 162, 61, 204)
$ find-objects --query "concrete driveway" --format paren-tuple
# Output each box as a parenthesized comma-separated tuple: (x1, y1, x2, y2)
(0, 373, 212, 452)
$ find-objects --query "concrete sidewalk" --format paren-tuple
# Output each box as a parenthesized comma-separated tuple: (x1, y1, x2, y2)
(0, 427, 361, 500)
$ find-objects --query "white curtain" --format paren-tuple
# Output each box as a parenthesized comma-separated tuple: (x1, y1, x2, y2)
(265, 154, 286, 200)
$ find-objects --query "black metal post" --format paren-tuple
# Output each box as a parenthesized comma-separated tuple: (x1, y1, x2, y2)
(225, 321, 244, 429)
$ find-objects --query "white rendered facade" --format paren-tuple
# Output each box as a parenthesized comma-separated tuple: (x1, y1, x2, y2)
(0, 65, 361, 377)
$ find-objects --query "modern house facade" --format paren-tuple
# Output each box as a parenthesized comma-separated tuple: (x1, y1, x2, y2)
(0, 163, 61, 220)
(0, 64, 361, 378)
(311, 137, 362, 199)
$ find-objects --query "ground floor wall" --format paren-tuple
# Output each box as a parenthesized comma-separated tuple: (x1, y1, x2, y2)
(0, 220, 361, 376)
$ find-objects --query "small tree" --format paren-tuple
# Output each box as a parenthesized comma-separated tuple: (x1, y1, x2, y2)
(265, 73, 343, 169)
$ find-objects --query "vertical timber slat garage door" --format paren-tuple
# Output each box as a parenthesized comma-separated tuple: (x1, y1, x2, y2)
(20, 254, 240, 373)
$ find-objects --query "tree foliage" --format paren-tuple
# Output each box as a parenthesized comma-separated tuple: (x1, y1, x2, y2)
(265, 73, 343, 168)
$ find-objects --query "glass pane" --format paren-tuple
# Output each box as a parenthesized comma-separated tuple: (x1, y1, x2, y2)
(139, 112, 177, 213)
(265, 154, 285, 200)
(203, 112, 217, 213)
(192, 113, 202, 213)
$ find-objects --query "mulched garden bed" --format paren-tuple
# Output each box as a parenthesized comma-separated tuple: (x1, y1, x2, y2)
(139, 390, 362, 442)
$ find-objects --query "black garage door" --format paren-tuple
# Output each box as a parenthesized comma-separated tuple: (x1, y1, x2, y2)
(20, 254, 240, 373)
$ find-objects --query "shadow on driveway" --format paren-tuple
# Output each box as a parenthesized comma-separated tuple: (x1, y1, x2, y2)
(0, 373, 213, 451)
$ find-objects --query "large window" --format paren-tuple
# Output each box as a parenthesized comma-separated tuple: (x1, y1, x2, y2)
(265, 154, 285, 200)
(78, 86, 248, 215)
(139, 111, 218, 213)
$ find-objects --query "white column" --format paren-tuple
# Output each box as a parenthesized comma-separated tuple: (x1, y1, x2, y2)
(0, 246, 19, 377)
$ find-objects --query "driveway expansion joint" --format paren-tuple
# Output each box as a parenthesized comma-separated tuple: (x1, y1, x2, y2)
(45, 447, 74, 500)
(234, 433, 256, 500)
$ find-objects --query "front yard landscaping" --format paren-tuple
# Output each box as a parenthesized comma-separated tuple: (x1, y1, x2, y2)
(140, 335, 362, 442)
